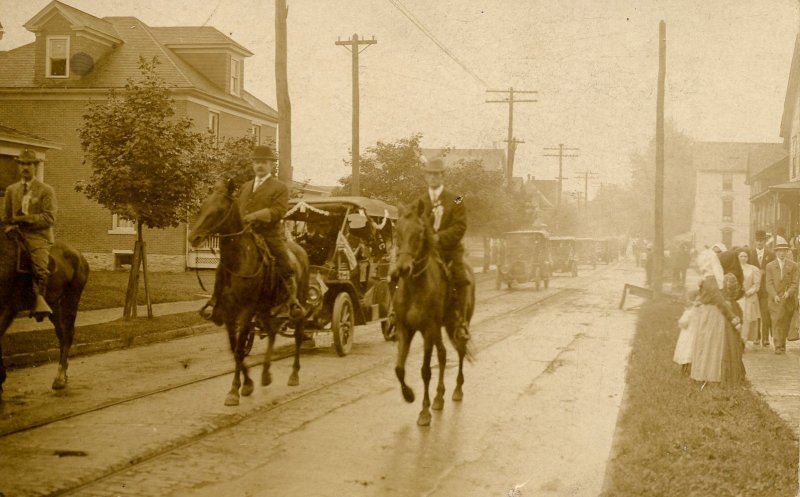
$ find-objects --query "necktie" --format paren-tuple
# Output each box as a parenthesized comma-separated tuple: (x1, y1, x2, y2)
(253, 178, 263, 192)
(23, 183, 28, 195)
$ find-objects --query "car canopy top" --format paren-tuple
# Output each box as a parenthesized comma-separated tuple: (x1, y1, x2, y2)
(287, 196, 398, 220)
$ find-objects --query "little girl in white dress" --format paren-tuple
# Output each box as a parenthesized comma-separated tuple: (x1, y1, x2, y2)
(673, 289, 699, 374)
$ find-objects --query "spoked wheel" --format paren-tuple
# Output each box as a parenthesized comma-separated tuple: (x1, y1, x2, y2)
(332, 292, 355, 356)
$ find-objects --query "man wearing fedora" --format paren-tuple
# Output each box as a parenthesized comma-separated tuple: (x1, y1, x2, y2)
(2, 149, 57, 320)
(747, 229, 775, 346)
(765, 240, 798, 354)
(202, 145, 304, 324)
(417, 156, 471, 342)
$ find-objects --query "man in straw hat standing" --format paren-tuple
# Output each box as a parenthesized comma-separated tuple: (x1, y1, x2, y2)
(417, 156, 471, 342)
(2, 149, 57, 320)
(765, 240, 798, 354)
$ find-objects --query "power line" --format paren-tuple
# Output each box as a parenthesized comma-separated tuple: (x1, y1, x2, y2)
(386, 0, 489, 88)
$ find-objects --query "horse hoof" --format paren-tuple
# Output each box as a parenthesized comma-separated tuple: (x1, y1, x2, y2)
(261, 371, 272, 387)
(52, 377, 67, 391)
(402, 386, 415, 403)
(241, 380, 254, 397)
(452, 389, 463, 402)
(432, 397, 444, 411)
(224, 393, 240, 406)
(287, 374, 299, 387)
(417, 411, 431, 426)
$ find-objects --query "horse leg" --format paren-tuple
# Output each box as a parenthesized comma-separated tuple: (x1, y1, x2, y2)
(51, 289, 78, 390)
(394, 323, 415, 403)
(432, 332, 446, 411)
(0, 308, 15, 401)
(239, 323, 254, 397)
(453, 353, 465, 401)
(288, 320, 302, 386)
(224, 321, 242, 406)
(417, 333, 434, 426)
(262, 324, 276, 386)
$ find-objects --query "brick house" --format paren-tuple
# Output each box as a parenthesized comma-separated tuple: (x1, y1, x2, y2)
(0, 0, 278, 271)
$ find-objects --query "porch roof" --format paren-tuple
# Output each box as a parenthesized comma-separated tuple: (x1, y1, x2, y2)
(750, 180, 800, 203)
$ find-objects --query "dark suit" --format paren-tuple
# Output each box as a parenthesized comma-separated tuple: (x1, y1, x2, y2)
(3, 179, 57, 281)
(748, 247, 775, 344)
(765, 257, 798, 350)
(418, 187, 467, 284)
(236, 175, 292, 277)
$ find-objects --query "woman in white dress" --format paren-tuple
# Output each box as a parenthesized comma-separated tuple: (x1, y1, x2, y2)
(736, 249, 761, 344)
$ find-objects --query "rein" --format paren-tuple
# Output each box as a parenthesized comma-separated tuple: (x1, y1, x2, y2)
(397, 249, 430, 279)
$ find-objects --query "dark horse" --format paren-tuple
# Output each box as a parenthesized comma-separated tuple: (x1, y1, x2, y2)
(188, 179, 309, 406)
(392, 199, 475, 426)
(0, 226, 89, 400)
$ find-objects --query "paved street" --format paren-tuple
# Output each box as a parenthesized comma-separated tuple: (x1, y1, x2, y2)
(0, 263, 636, 497)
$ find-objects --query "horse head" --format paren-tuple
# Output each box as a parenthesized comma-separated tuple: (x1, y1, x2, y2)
(188, 178, 240, 248)
(393, 199, 432, 279)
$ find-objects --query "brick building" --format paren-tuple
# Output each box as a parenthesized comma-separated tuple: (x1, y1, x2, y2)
(0, 0, 278, 270)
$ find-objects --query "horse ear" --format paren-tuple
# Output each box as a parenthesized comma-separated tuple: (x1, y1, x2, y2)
(226, 177, 236, 195)
(415, 198, 425, 217)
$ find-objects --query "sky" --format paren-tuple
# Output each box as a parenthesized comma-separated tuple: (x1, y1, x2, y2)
(1, 0, 798, 199)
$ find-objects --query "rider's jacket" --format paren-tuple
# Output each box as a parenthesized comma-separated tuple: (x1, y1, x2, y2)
(3, 178, 57, 243)
(237, 175, 288, 239)
(416, 187, 465, 262)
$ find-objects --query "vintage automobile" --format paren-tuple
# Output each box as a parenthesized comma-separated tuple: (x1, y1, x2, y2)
(575, 237, 597, 268)
(495, 230, 551, 291)
(248, 196, 398, 356)
(595, 237, 619, 264)
(549, 236, 578, 277)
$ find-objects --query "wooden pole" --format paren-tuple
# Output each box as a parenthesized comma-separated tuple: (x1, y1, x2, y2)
(275, 0, 292, 182)
(141, 241, 152, 319)
(653, 21, 666, 297)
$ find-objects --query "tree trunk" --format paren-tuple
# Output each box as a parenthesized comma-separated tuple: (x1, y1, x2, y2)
(275, 0, 292, 183)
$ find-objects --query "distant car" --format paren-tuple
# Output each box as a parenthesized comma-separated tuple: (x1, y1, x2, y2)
(575, 238, 597, 268)
(495, 230, 551, 290)
(549, 236, 578, 277)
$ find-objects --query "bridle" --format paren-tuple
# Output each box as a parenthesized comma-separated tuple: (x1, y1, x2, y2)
(396, 219, 431, 279)
(193, 193, 242, 246)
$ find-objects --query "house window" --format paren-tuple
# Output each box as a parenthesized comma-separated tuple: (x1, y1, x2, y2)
(722, 172, 733, 191)
(722, 198, 733, 222)
(208, 111, 220, 146)
(251, 124, 261, 144)
(230, 58, 241, 96)
(46, 36, 70, 78)
(721, 228, 733, 249)
(109, 214, 136, 234)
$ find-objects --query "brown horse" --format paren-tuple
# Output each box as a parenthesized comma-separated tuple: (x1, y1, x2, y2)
(391, 199, 474, 426)
(0, 226, 89, 400)
(188, 179, 309, 406)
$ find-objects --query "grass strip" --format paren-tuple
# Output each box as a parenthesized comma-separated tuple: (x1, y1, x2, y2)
(3, 311, 209, 357)
(602, 299, 798, 497)
(78, 270, 211, 311)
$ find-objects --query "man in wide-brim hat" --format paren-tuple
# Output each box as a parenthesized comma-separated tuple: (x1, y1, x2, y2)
(415, 156, 472, 342)
(2, 149, 57, 320)
(765, 240, 797, 354)
(747, 229, 775, 346)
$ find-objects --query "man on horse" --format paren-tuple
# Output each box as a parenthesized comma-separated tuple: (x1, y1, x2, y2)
(417, 156, 471, 342)
(203, 145, 304, 323)
(2, 149, 57, 321)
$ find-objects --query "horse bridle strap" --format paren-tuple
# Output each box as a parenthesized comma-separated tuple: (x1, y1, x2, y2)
(397, 250, 430, 279)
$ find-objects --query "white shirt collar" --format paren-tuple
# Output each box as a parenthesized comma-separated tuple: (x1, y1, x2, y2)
(429, 185, 443, 201)
(253, 174, 271, 191)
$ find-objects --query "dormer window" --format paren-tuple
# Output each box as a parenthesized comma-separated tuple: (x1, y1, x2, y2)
(230, 58, 241, 96)
(46, 36, 70, 78)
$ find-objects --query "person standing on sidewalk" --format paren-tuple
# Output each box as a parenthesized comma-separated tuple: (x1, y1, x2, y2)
(765, 241, 798, 355)
(747, 230, 774, 347)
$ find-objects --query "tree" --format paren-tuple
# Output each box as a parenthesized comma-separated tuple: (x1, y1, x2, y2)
(335, 133, 529, 236)
(77, 56, 213, 321)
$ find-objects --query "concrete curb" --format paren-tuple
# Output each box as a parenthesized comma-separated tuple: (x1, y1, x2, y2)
(5, 323, 218, 369)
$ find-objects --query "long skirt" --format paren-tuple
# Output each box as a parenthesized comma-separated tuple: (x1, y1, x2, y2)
(691, 304, 726, 382)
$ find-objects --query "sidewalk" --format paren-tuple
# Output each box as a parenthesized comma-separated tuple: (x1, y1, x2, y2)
(683, 268, 800, 437)
(6, 299, 207, 334)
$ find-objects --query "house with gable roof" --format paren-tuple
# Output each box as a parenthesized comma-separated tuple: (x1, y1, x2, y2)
(0, 0, 278, 270)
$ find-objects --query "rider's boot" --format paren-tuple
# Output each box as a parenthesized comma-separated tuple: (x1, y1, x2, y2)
(453, 283, 471, 342)
(284, 275, 306, 321)
(32, 277, 53, 322)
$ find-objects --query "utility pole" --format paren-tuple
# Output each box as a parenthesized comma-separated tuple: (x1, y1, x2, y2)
(275, 0, 291, 182)
(575, 170, 599, 210)
(654, 21, 666, 297)
(543, 144, 579, 232)
(486, 87, 537, 187)
(336, 34, 377, 196)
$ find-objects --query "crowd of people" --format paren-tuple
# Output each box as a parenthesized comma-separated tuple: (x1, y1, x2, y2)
(672, 230, 799, 389)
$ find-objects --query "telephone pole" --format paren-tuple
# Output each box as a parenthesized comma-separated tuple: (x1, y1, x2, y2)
(486, 87, 537, 187)
(543, 144, 579, 231)
(575, 170, 599, 210)
(336, 34, 377, 195)
(654, 21, 666, 296)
